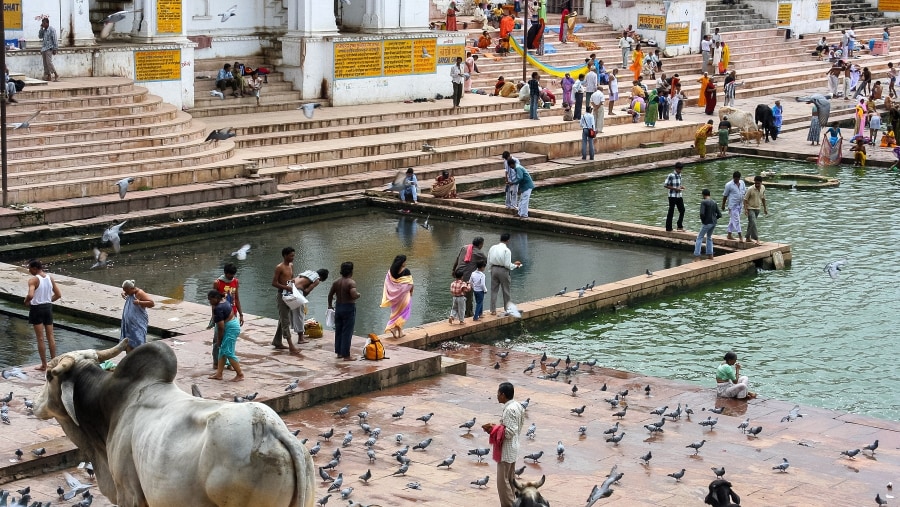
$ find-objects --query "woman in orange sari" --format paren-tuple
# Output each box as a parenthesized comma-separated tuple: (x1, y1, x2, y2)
(381, 255, 414, 339)
(630, 45, 645, 81)
(446, 1, 459, 31)
(697, 72, 710, 108)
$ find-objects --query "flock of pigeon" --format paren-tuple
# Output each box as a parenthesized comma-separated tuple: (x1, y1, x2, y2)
(0, 391, 96, 506)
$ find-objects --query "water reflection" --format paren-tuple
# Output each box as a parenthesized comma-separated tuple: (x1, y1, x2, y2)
(486, 158, 900, 420)
(47, 210, 689, 345)
(0, 308, 112, 368)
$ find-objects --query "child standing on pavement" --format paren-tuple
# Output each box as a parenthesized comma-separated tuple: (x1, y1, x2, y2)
(470, 260, 487, 321)
(449, 268, 471, 325)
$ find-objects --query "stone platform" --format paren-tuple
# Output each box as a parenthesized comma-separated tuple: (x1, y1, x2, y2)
(0, 344, 896, 506)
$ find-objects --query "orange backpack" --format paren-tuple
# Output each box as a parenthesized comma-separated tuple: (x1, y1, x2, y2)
(365, 334, 386, 361)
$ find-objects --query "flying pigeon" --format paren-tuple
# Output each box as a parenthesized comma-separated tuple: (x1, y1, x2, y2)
(686, 439, 706, 454)
(204, 127, 236, 144)
(823, 260, 847, 279)
(115, 177, 134, 199)
(218, 5, 237, 22)
(585, 483, 614, 506)
(9, 110, 40, 130)
(231, 244, 251, 260)
(102, 220, 127, 253)
(2, 369, 27, 380)
(437, 453, 456, 468)
(62, 472, 93, 500)
(781, 405, 804, 422)
(772, 457, 790, 472)
(470, 476, 490, 488)
(667, 468, 686, 481)
(90, 248, 109, 269)
(299, 103, 321, 119)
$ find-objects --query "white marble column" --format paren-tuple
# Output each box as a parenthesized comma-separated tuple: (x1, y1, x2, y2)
(398, 0, 430, 30)
(286, 0, 339, 35)
(64, 0, 97, 46)
(132, 0, 188, 43)
(360, 0, 388, 31)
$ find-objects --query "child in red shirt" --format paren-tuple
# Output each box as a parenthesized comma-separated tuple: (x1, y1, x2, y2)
(449, 268, 471, 325)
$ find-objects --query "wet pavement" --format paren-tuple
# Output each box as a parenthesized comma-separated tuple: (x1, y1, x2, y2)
(4, 343, 895, 506)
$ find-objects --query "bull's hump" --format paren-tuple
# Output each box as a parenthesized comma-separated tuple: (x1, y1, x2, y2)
(114, 342, 177, 383)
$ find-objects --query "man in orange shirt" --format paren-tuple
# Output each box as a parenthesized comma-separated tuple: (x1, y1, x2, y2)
(500, 14, 514, 39)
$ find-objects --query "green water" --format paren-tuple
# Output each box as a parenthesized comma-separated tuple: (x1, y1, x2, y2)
(485, 157, 900, 420)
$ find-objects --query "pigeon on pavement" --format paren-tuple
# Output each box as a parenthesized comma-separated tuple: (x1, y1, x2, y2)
(686, 440, 706, 454)
(667, 469, 686, 481)
(772, 458, 790, 472)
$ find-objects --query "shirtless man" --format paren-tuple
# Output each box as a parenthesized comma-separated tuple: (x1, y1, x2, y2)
(271, 247, 299, 353)
(290, 268, 329, 343)
(328, 262, 361, 360)
(24, 259, 62, 371)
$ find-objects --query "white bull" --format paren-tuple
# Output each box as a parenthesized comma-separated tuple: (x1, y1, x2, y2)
(718, 106, 758, 132)
(33, 340, 315, 507)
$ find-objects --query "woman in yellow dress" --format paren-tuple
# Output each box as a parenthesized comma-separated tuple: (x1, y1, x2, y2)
(630, 45, 645, 81)
(697, 72, 710, 108)
(719, 42, 731, 74)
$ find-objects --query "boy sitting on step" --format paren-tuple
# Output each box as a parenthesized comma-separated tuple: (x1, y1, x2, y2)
(246, 70, 264, 106)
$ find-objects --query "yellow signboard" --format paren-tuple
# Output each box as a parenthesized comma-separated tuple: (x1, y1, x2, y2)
(156, 0, 182, 34)
(437, 44, 465, 65)
(777, 2, 792, 26)
(384, 39, 414, 76)
(665, 22, 689, 46)
(880, 0, 900, 11)
(3, 0, 23, 30)
(134, 50, 181, 81)
(334, 41, 383, 79)
(816, 0, 831, 20)
(637, 14, 666, 31)
(413, 39, 438, 74)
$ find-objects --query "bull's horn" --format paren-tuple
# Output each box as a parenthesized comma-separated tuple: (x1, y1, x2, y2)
(61, 379, 80, 427)
(95, 339, 128, 362)
(49, 355, 76, 378)
(512, 477, 523, 491)
(536, 474, 546, 488)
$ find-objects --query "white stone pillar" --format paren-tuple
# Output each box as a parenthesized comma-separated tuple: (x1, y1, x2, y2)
(287, 0, 339, 34)
(62, 0, 96, 46)
(399, 0, 429, 30)
(133, 0, 189, 43)
(360, 0, 388, 32)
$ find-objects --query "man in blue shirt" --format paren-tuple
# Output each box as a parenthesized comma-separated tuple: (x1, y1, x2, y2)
(216, 63, 239, 97)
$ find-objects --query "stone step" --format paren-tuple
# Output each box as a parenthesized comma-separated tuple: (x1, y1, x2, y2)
(5, 94, 163, 122)
(193, 57, 272, 74)
(16, 78, 136, 99)
(5, 143, 240, 205)
(11, 86, 150, 110)
(6, 121, 207, 160)
(193, 90, 304, 108)
(4, 111, 197, 149)
(5, 179, 286, 229)
(12, 102, 180, 134)
(188, 98, 329, 117)
(10, 136, 220, 173)
(193, 77, 293, 94)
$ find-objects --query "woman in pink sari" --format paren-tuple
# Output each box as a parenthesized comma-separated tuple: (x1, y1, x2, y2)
(561, 72, 575, 106)
(381, 254, 414, 339)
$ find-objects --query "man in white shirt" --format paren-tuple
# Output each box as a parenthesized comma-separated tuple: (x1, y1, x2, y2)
(450, 56, 466, 107)
(486, 233, 522, 315)
(721, 170, 747, 241)
(584, 68, 598, 113)
(483, 382, 525, 507)
(711, 28, 722, 45)
(591, 88, 606, 133)
(618, 31, 634, 68)
(700, 35, 711, 74)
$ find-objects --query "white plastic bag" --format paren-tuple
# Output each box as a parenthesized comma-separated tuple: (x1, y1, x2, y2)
(281, 282, 307, 310)
(325, 308, 336, 328)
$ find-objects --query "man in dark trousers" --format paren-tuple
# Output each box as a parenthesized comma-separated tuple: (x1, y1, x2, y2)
(451, 237, 487, 318)
(664, 162, 686, 231)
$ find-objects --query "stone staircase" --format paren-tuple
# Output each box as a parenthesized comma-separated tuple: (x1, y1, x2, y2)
(704, 0, 773, 32)
(830, 0, 886, 30)
(190, 53, 327, 118)
(1, 78, 255, 209)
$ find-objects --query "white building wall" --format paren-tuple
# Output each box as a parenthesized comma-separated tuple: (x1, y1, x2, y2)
(589, 0, 706, 56)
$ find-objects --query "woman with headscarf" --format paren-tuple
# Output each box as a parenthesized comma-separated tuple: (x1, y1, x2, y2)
(446, 1, 459, 31)
(381, 255, 414, 340)
(807, 101, 821, 146)
(120, 279, 155, 353)
(431, 170, 457, 198)
(697, 72, 709, 109)
(704, 79, 717, 115)
(695, 120, 714, 158)
(561, 72, 575, 106)
(644, 89, 659, 127)
(719, 42, 730, 74)
(559, 9, 569, 43)
(629, 44, 645, 81)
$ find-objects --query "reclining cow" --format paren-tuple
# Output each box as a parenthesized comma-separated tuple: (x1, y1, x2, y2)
(33, 340, 316, 507)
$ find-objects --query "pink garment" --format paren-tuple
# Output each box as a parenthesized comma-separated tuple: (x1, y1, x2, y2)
(489, 423, 506, 463)
(463, 244, 474, 263)
(380, 271, 413, 333)
(465, 57, 475, 92)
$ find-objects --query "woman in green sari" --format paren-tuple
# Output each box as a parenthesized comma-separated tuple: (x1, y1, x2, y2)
(644, 89, 659, 127)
